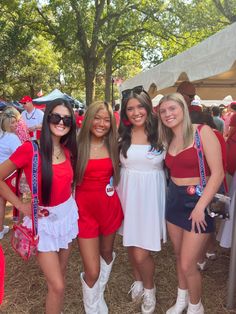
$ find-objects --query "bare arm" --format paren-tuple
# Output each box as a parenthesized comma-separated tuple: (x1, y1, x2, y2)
(190, 125, 224, 232)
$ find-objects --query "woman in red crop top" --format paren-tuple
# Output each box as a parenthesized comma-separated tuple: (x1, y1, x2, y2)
(158, 93, 224, 314)
(75, 101, 123, 313)
(0, 98, 78, 314)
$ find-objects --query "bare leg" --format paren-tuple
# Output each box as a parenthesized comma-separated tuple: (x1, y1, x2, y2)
(37, 251, 68, 314)
(128, 248, 142, 282)
(167, 222, 187, 289)
(128, 247, 155, 289)
(0, 197, 6, 232)
(99, 232, 116, 264)
(181, 230, 210, 304)
(78, 237, 100, 287)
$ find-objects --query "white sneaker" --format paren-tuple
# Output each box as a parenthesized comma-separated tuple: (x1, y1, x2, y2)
(129, 281, 144, 302)
(0, 225, 10, 240)
(141, 286, 156, 314)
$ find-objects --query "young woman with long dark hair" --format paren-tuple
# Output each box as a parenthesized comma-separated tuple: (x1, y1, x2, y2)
(0, 98, 78, 314)
(118, 87, 166, 314)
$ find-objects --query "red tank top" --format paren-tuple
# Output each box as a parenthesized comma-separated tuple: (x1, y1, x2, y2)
(165, 129, 211, 178)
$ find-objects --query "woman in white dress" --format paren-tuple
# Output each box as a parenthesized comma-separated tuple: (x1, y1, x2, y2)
(118, 86, 166, 314)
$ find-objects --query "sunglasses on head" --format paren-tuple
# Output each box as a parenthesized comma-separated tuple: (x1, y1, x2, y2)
(122, 85, 144, 99)
(48, 113, 72, 127)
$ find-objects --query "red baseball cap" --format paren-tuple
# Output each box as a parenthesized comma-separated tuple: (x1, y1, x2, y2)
(19, 95, 33, 104)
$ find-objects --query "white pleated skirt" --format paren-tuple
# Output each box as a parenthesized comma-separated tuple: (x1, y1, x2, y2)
(23, 195, 79, 252)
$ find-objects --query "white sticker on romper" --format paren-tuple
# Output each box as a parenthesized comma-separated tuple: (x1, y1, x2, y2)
(105, 176, 115, 196)
(105, 184, 115, 197)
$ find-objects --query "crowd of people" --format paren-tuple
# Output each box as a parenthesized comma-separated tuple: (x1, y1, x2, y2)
(0, 83, 235, 314)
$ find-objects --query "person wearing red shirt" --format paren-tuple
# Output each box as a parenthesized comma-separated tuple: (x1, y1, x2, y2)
(226, 102, 236, 176)
(0, 98, 78, 314)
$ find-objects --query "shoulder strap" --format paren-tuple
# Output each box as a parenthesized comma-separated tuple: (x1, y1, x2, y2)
(195, 128, 207, 188)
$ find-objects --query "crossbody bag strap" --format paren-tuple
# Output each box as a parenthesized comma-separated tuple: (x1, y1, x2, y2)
(31, 140, 39, 239)
(12, 169, 23, 222)
(195, 127, 207, 189)
(12, 141, 39, 239)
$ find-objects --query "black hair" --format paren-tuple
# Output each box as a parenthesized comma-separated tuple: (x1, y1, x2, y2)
(231, 103, 236, 111)
(118, 90, 163, 158)
(114, 103, 120, 111)
(211, 106, 220, 116)
(190, 110, 216, 129)
(40, 98, 77, 205)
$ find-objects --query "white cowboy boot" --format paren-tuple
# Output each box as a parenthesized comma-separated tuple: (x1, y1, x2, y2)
(99, 252, 116, 314)
(187, 300, 204, 314)
(80, 272, 100, 314)
(166, 288, 189, 314)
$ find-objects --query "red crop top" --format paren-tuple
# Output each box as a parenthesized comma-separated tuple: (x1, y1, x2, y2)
(165, 139, 211, 179)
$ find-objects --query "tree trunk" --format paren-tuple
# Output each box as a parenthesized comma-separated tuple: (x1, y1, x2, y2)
(84, 58, 96, 106)
(104, 48, 113, 104)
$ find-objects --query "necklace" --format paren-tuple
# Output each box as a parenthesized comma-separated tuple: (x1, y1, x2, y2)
(25, 108, 36, 120)
(91, 140, 105, 150)
(53, 146, 63, 160)
(53, 150, 62, 160)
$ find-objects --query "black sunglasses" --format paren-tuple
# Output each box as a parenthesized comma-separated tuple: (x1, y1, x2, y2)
(122, 85, 144, 99)
(48, 113, 72, 127)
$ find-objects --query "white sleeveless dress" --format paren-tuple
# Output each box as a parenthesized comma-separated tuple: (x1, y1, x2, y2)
(117, 144, 167, 251)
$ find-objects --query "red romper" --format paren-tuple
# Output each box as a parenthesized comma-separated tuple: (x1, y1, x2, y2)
(76, 158, 123, 238)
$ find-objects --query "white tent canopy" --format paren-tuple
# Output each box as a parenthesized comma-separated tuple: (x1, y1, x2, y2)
(121, 23, 236, 100)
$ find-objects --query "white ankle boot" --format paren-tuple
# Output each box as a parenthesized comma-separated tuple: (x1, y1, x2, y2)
(187, 301, 204, 314)
(141, 286, 156, 314)
(99, 252, 116, 314)
(80, 272, 100, 314)
(166, 288, 189, 314)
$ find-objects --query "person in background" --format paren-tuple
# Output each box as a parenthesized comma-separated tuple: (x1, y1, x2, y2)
(113, 103, 120, 127)
(3, 106, 30, 143)
(225, 101, 236, 176)
(0, 244, 4, 305)
(75, 101, 123, 314)
(158, 93, 224, 314)
(0, 108, 21, 239)
(222, 103, 234, 138)
(211, 106, 224, 134)
(19, 95, 44, 140)
(118, 86, 166, 314)
(0, 98, 78, 314)
(177, 81, 196, 110)
(75, 108, 85, 130)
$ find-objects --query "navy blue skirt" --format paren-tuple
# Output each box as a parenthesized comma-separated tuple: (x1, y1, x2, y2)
(166, 180, 215, 233)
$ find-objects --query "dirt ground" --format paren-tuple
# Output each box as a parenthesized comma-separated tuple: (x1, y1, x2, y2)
(0, 205, 236, 314)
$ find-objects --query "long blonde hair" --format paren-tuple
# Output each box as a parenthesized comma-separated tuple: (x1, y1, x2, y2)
(158, 93, 193, 148)
(76, 101, 120, 185)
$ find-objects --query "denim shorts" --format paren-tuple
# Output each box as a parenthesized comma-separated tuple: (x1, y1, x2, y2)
(166, 180, 215, 233)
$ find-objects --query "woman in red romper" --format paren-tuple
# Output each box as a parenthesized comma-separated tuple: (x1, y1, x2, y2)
(0, 99, 78, 314)
(75, 101, 123, 314)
